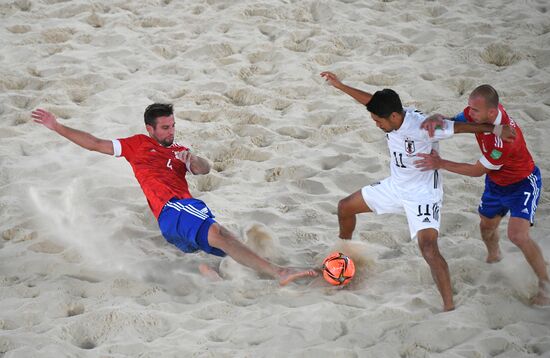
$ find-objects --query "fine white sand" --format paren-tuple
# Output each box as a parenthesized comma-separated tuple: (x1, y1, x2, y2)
(1, 0, 550, 356)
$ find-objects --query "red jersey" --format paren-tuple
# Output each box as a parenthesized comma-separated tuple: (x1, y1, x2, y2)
(463, 104, 534, 186)
(114, 134, 192, 218)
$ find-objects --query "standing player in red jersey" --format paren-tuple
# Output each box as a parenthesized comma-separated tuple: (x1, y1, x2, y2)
(32, 104, 317, 285)
(415, 85, 549, 305)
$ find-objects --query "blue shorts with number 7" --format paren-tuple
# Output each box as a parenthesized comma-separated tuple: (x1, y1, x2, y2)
(479, 166, 541, 224)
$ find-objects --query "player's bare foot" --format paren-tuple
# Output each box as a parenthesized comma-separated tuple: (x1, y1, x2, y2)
(443, 304, 456, 312)
(486, 250, 502, 263)
(531, 281, 550, 306)
(198, 264, 222, 281)
(278, 268, 318, 286)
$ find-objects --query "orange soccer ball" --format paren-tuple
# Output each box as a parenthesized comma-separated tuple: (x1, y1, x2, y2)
(322, 252, 355, 286)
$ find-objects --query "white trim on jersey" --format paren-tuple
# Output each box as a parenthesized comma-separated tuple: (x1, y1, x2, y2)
(494, 136, 503, 148)
(479, 155, 502, 170)
(494, 109, 502, 125)
(112, 139, 122, 157)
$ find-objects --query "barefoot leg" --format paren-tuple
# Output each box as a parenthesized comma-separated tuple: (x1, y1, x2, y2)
(278, 268, 318, 286)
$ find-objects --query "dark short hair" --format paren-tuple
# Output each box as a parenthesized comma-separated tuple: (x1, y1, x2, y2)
(144, 103, 173, 127)
(470, 85, 499, 108)
(366, 89, 403, 118)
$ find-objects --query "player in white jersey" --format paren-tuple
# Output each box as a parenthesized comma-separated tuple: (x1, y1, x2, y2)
(321, 71, 513, 311)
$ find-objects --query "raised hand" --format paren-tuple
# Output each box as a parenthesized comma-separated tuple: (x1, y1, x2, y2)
(31, 109, 59, 131)
(320, 71, 343, 88)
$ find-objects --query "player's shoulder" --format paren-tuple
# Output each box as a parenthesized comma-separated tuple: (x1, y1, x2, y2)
(399, 107, 428, 137)
(403, 107, 427, 124)
(170, 141, 188, 151)
(121, 133, 148, 142)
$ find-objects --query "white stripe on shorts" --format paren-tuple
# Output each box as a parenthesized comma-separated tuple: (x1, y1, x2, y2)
(164, 201, 208, 220)
(528, 173, 540, 223)
(165, 202, 181, 211)
(182, 206, 207, 220)
(184, 204, 208, 220)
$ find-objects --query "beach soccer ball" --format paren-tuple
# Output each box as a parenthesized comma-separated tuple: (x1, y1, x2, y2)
(322, 252, 355, 286)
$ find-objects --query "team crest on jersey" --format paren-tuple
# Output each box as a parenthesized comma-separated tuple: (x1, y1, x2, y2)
(405, 138, 415, 154)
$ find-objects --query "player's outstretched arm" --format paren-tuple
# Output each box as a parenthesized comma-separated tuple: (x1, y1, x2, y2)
(32, 109, 114, 155)
(414, 150, 490, 177)
(421, 116, 516, 142)
(320, 71, 373, 106)
(454, 122, 516, 142)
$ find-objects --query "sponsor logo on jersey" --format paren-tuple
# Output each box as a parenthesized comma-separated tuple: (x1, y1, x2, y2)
(521, 208, 529, 214)
(490, 149, 502, 160)
(422, 217, 431, 223)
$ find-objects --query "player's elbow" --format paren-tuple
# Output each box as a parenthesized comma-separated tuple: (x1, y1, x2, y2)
(197, 165, 211, 175)
(470, 168, 489, 177)
(90, 138, 114, 155)
(192, 160, 211, 175)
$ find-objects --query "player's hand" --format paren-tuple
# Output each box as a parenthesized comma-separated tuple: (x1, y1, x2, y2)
(320, 71, 343, 88)
(414, 149, 442, 171)
(31, 109, 59, 131)
(500, 125, 516, 143)
(175, 149, 191, 164)
(421, 114, 446, 137)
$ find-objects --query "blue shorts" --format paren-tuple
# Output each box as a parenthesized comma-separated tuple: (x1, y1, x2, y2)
(479, 166, 542, 224)
(157, 198, 226, 257)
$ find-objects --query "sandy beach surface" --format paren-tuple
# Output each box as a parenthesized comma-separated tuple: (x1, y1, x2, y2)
(1, 0, 550, 357)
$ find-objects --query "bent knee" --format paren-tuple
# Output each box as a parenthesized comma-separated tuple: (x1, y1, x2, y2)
(479, 216, 500, 232)
(479, 221, 498, 233)
(418, 235, 440, 261)
(508, 234, 530, 247)
(419, 244, 440, 261)
(207, 224, 237, 249)
(337, 198, 352, 217)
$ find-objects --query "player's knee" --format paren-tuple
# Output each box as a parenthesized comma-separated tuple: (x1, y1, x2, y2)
(337, 198, 350, 218)
(508, 233, 530, 247)
(479, 216, 499, 233)
(479, 221, 497, 233)
(418, 237, 439, 262)
(207, 224, 236, 250)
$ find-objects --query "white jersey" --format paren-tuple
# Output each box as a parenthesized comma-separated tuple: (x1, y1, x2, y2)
(384, 107, 454, 201)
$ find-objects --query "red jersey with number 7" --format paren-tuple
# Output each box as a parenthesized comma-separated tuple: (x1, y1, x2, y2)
(463, 105, 534, 186)
(113, 134, 192, 218)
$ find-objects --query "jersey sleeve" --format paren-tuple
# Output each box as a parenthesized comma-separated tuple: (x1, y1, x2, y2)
(479, 155, 502, 170)
(420, 119, 455, 142)
(478, 136, 510, 170)
(115, 135, 142, 161)
(451, 112, 467, 123)
(431, 119, 455, 141)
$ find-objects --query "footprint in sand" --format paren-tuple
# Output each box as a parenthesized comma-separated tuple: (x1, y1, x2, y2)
(291, 179, 329, 195)
(28, 240, 64, 254)
(225, 88, 266, 106)
(195, 174, 222, 192)
(320, 154, 352, 170)
(480, 43, 521, 67)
